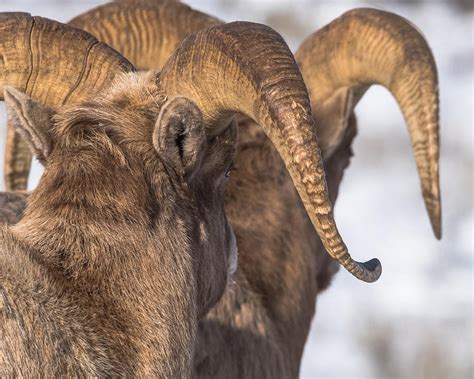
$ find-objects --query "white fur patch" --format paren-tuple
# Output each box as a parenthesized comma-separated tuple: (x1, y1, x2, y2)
(228, 227, 238, 275)
(199, 222, 208, 242)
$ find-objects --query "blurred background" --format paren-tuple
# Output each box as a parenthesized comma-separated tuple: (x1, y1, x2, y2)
(0, 0, 472, 378)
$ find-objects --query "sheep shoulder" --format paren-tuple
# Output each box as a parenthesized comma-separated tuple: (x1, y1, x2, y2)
(0, 227, 125, 376)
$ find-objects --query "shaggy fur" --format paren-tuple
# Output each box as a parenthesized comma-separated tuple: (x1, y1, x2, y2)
(0, 192, 28, 224)
(0, 3, 441, 377)
(0, 111, 355, 378)
(192, 114, 355, 378)
(0, 72, 236, 377)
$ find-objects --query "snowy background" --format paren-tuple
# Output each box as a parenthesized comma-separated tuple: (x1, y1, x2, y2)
(0, 0, 472, 378)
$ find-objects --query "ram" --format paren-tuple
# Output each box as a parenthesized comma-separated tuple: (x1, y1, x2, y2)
(0, 10, 367, 377)
(200, 9, 440, 378)
(0, 2, 441, 378)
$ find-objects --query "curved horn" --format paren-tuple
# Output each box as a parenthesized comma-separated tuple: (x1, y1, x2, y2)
(295, 8, 442, 239)
(1, 12, 134, 191)
(5, 1, 217, 190)
(69, 0, 221, 71)
(160, 22, 382, 282)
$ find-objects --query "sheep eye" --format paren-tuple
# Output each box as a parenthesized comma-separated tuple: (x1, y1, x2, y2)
(224, 162, 236, 178)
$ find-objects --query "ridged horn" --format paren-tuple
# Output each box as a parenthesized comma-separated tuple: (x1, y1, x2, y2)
(160, 22, 382, 282)
(5, 1, 217, 191)
(1, 13, 134, 191)
(69, 0, 221, 71)
(295, 8, 442, 239)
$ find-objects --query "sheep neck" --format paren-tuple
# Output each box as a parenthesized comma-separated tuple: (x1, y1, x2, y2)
(8, 156, 197, 376)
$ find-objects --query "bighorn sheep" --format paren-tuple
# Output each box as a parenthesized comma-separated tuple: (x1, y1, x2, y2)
(0, 2, 441, 377)
(0, 13, 237, 376)
(0, 8, 373, 376)
(199, 8, 440, 377)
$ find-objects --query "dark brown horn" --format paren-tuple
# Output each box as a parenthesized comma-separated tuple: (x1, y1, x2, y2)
(69, 0, 221, 71)
(295, 8, 442, 239)
(0, 12, 134, 191)
(160, 22, 382, 282)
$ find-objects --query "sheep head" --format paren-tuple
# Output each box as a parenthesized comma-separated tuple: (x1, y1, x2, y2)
(0, 12, 382, 284)
(0, 13, 235, 317)
(6, 81, 238, 315)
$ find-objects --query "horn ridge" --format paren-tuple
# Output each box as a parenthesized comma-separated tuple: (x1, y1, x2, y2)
(69, 0, 221, 71)
(4, 0, 220, 191)
(0, 12, 134, 191)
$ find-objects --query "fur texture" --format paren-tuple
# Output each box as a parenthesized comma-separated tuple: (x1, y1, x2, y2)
(0, 72, 236, 377)
(0, 111, 356, 378)
(192, 114, 356, 378)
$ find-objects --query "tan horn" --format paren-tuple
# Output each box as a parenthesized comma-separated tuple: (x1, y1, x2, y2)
(0, 12, 134, 191)
(69, 0, 221, 71)
(160, 22, 382, 282)
(5, 1, 218, 191)
(295, 8, 442, 239)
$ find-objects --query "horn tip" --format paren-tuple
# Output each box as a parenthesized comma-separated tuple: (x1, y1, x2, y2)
(430, 215, 442, 240)
(427, 200, 442, 240)
(358, 258, 382, 283)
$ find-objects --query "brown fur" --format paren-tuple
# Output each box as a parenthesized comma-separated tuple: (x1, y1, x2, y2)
(0, 8, 359, 378)
(1, 4, 438, 377)
(0, 72, 236, 377)
(0, 192, 28, 224)
(0, 112, 356, 378)
(193, 114, 356, 378)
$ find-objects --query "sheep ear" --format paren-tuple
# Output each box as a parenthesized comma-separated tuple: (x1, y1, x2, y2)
(4, 86, 53, 162)
(314, 87, 355, 159)
(153, 96, 206, 180)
